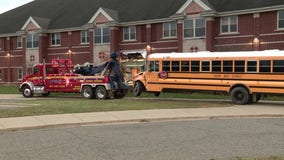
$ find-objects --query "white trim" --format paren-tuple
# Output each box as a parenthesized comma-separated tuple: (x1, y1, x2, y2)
(215, 35, 253, 39)
(152, 40, 178, 43)
(261, 40, 284, 45)
(177, 0, 211, 14)
(120, 42, 147, 46)
(88, 8, 114, 24)
(21, 17, 41, 31)
(215, 43, 252, 47)
(260, 32, 284, 36)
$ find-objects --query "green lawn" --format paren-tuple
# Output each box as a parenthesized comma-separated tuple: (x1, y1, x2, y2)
(0, 96, 231, 118)
(0, 85, 19, 94)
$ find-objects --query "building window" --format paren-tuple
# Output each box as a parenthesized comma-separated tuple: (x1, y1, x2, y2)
(18, 68, 23, 80)
(51, 33, 61, 46)
(123, 26, 136, 41)
(27, 33, 39, 48)
(81, 31, 90, 44)
(163, 22, 177, 38)
(94, 27, 110, 44)
(17, 36, 22, 48)
(278, 10, 284, 29)
(221, 16, 238, 33)
(0, 69, 2, 80)
(184, 18, 205, 38)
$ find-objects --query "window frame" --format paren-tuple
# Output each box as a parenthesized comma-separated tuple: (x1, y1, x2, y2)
(184, 18, 206, 38)
(162, 61, 171, 71)
(27, 33, 39, 49)
(81, 30, 90, 44)
(172, 61, 180, 72)
(51, 33, 61, 46)
(278, 10, 284, 30)
(163, 21, 177, 38)
(18, 68, 23, 80)
(17, 36, 23, 48)
(221, 16, 238, 34)
(247, 60, 258, 73)
(273, 60, 284, 72)
(94, 27, 110, 44)
(191, 61, 200, 72)
(259, 60, 271, 73)
(123, 26, 136, 41)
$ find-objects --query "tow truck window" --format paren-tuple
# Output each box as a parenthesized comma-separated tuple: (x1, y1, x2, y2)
(33, 67, 39, 74)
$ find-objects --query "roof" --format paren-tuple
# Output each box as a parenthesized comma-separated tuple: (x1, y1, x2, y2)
(206, 0, 284, 12)
(148, 50, 284, 59)
(0, 0, 187, 34)
(0, 0, 284, 35)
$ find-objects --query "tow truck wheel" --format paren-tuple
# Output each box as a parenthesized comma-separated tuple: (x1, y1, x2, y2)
(82, 86, 94, 99)
(22, 86, 34, 98)
(95, 86, 108, 99)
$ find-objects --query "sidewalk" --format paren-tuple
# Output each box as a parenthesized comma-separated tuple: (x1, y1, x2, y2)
(0, 103, 284, 131)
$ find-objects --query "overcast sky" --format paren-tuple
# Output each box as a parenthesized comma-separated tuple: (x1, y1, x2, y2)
(0, 0, 34, 14)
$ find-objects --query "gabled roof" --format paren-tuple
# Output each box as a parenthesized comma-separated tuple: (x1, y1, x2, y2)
(88, 8, 119, 24)
(21, 16, 50, 30)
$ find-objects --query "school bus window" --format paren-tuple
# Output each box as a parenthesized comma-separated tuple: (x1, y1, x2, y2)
(191, 61, 200, 72)
(235, 60, 245, 72)
(181, 61, 190, 71)
(247, 61, 257, 72)
(212, 60, 221, 72)
(273, 60, 284, 72)
(223, 61, 233, 72)
(149, 61, 159, 72)
(259, 60, 271, 73)
(172, 61, 180, 72)
(162, 61, 171, 71)
(202, 61, 210, 72)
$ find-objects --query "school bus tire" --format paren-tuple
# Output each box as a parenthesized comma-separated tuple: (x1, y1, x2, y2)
(133, 81, 143, 97)
(230, 87, 250, 105)
(154, 92, 160, 97)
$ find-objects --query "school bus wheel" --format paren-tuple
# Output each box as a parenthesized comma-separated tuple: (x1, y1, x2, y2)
(230, 87, 250, 105)
(133, 81, 143, 97)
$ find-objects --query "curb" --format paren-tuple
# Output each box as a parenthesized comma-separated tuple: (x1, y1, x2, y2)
(1, 113, 284, 132)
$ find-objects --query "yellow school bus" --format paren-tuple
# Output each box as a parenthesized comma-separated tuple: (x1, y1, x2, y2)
(133, 50, 284, 105)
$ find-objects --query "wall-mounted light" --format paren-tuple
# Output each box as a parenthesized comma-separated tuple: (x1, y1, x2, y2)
(146, 45, 152, 55)
(253, 37, 259, 44)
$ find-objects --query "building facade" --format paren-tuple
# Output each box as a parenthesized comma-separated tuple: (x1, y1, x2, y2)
(0, 0, 284, 84)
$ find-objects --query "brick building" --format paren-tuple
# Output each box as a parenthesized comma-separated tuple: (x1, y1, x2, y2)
(0, 0, 284, 84)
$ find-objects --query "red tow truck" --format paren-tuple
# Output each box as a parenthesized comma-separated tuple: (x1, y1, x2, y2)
(19, 53, 128, 99)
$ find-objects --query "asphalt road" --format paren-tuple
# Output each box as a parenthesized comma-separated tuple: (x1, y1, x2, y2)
(0, 118, 283, 160)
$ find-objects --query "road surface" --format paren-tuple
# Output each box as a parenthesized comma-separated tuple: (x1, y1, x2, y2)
(0, 118, 283, 160)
